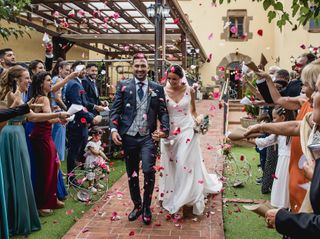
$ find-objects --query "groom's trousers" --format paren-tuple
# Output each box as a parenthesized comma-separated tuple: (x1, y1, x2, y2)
(122, 133, 157, 208)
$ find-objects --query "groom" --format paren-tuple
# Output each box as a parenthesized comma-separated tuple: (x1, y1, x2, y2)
(110, 53, 169, 225)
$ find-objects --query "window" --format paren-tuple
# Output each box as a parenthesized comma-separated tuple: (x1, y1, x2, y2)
(308, 6, 320, 33)
(229, 16, 244, 39)
(308, 19, 320, 33)
(221, 10, 252, 41)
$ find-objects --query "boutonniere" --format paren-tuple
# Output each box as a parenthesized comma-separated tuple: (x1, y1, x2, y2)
(148, 88, 157, 97)
(79, 90, 85, 94)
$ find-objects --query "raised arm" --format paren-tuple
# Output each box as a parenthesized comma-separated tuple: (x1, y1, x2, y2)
(0, 104, 30, 122)
(256, 72, 305, 110)
(244, 121, 301, 137)
(52, 71, 79, 93)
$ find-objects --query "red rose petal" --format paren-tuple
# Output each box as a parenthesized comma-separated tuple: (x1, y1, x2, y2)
(257, 29, 263, 36)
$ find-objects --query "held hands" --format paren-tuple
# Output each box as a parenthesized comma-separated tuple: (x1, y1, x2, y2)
(152, 130, 166, 141)
(111, 131, 122, 146)
(94, 105, 105, 112)
(92, 115, 102, 125)
(265, 209, 280, 228)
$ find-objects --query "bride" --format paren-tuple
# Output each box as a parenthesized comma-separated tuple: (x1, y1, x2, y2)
(156, 65, 222, 216)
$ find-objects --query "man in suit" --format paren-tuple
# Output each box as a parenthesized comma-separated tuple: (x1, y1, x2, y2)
(65, 61, 101, 182)
(110, 53, 170, 225)
(82, 63, 105, 115)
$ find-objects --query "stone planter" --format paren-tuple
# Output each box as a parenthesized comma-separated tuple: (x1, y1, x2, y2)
(240, 117, 258, 128)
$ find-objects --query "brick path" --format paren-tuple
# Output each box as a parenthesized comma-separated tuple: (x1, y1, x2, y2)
(63, 100, 225, 239)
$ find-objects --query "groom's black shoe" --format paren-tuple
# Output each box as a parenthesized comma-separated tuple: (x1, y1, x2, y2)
(142, 206, 152, 225)
(128, 206, 142, 221)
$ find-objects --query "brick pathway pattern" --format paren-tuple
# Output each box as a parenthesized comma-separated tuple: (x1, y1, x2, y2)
(63, 100, 225, 239)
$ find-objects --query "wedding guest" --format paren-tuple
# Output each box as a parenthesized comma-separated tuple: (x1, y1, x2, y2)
(0, 65, 68, 236)
(65, 61, 101, 183)
(0, 98, 31, 239)
(84, 126, 109, 193)
(0, 48, 16, 69)
(265, 74, 320, 239)
(82, 64, 105, 115)
(30, 72, 68, 215)
(252, 60, 320, 211)
(253, 106, 294, 208)
(51, 59, 72, 200)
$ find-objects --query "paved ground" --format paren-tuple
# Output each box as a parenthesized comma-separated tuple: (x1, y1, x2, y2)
(63, 100, 225, 239)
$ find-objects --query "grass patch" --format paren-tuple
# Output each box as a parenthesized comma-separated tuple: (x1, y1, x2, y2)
(13, 159, 126, 239)
(223, 146, 281, 239)
(223, 146, 270, 200)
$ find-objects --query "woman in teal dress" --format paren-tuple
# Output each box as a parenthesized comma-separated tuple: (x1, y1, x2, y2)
(0, 65, 69, 236)
(0, 103, 31, 239)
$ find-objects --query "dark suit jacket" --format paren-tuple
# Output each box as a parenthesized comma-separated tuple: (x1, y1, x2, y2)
(275, 159, 320, 239)
(0, 104, 30, 122)
(65, 78, 94, 132)
(110, 79, 169, 136)
(82, 76, 101, 115)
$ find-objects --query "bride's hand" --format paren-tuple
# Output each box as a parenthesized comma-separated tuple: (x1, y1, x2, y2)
(152, 130, 166, 141)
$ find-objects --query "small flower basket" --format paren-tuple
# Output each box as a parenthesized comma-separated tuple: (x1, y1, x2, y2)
(240, 117, 258, 128)
(221, 143, 252, 187)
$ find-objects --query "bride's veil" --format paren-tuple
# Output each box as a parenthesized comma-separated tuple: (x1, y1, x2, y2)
(165, 65, 188, 87)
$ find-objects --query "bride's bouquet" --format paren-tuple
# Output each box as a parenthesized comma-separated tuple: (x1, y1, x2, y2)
(193, 114, 209, 135)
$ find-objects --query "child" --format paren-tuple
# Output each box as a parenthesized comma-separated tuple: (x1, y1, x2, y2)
(252, 106, 295, 208)
(84, 127, 110, 193)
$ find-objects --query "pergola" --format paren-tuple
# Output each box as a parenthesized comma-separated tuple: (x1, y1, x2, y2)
(12, 0, 207, 79)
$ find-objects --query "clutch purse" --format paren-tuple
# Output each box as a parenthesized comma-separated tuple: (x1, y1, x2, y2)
(194, 114, 209, 135)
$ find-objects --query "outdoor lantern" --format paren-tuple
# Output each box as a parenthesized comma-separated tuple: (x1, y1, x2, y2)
(195, 48, 200, 54)
(161, 5, 171, 18)
(146, 4, 155, 18)
(290, 56, 295, 63)
(187, 48, 192, 54)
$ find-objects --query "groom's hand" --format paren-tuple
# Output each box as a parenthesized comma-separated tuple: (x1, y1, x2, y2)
(112, 131, 122, 145)
(152, 130, 166, 141)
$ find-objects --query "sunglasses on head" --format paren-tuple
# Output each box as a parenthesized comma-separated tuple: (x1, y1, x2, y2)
(295, 63, 304, 68)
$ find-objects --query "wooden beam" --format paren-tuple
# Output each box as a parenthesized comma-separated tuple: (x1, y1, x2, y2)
(60, 33, 181, 44)
(128, 0, 154, 26)
(11, 17, 107, 55)
(167, 0, 207, 62)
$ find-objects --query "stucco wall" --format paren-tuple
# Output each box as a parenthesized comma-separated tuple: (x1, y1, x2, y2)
(179, 0, 275, 86)
(178, 0, 319, 86)
(0, 20, 89, 62)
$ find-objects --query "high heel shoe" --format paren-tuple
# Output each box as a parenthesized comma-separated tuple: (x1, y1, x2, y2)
(56, 200, 65, 209)
(39, 209, 53, 217)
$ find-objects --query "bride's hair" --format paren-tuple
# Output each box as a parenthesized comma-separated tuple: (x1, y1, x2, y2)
(166, 65, 184, 79)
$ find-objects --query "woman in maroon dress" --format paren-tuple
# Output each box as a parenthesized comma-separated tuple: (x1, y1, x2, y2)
(30, 72, 66, 216)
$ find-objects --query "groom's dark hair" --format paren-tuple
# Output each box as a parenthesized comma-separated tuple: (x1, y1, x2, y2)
(132, 53, 147, 64)
(167, 65, 184, 79)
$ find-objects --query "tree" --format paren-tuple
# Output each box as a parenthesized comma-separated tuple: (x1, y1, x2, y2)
(0, 0, 31, 40)
(213, 0, 320, 30)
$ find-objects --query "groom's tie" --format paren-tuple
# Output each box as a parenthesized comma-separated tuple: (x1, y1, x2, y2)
(137, 82, 144, 101)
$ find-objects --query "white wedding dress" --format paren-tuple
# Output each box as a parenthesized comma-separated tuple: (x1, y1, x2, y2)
(159, 86, 222, 215)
